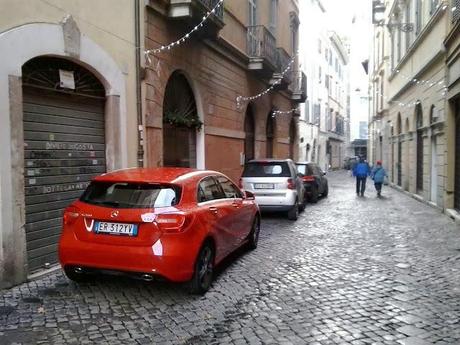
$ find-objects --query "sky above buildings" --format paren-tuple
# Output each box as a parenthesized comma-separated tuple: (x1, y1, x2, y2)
(319, 0, 372, 140)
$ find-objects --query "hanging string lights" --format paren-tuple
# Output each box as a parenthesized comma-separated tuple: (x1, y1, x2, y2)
(144, 0, 225, 63)
(271, 108, 299, 117)
(236, 51, 299, 110)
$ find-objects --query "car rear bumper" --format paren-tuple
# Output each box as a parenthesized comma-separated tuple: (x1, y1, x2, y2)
(253, 191, 297, 210)
(59, 232, 196, 282)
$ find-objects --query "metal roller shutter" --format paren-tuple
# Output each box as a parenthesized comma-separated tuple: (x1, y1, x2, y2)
(23, 88, 106, 271)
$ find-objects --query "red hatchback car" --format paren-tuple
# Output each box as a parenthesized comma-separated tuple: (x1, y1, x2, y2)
(59, 168, 260, 294)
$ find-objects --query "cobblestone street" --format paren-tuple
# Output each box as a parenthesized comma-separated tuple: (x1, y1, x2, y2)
(1, 171, 460, 345)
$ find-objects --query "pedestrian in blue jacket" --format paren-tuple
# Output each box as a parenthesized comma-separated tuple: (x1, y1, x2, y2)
(371, 160, 387, 197)
(353, 157, 370, 196)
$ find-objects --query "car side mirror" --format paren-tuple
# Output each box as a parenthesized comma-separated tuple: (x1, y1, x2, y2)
(245, 190, 255, 200)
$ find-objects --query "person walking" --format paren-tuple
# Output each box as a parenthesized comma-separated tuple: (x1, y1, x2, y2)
(353, 157, 370, 196)
(371, 160, 387, 197)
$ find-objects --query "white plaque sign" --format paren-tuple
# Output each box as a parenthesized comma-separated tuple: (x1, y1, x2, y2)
(59, 69, 75, 90)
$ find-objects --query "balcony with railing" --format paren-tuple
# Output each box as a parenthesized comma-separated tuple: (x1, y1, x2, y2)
(166, 0, 225, 34)
(270, 48, 294, 89)
(289, 71, 307, 103)
(246, 25, 277, 76)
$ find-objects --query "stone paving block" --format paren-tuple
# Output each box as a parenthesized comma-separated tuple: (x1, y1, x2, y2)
(0, 172, 459, 344)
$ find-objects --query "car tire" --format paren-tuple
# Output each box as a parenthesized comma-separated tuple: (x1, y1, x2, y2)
(299, 198, 306, 212)
(247, 216, 261, 250)
(64, 267, 91, 283)
(310, 188, 319, 203)
(287, 202, 299, 221)
(189, 242, 215, 295)
(323, 183, 329, 197)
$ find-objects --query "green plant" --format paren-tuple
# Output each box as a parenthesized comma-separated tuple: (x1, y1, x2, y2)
(163, 110, 203, 130)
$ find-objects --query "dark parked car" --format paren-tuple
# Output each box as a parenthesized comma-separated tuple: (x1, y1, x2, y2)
(295, 162, 328, 203)
(344, 156, 358, 170)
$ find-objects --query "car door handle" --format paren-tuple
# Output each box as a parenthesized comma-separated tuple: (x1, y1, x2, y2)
(232, 201, 240, 208)
(209, 206, 218, 214)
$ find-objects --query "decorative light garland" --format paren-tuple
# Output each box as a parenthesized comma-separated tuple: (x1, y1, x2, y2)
(145, 0, 224, 63)
(271, 108, 299, 117)
(236, 51, 299, 109)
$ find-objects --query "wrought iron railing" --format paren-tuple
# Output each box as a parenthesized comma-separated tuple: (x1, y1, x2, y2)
(276, 48, 294, 84)
(247, 25, 277, 67)
(290, 71, 307, 97)
(197, 0, 224, 22)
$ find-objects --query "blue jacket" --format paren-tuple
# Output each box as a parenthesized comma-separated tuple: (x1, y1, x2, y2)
(353, 162, 370, 178)
(371, 166, 387, 183)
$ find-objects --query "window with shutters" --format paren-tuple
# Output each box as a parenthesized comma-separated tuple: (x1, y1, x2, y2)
(248, 0, 257, 26)
(269, 0, 278, 35)
(453, 0, 460, 23)
(415, 0, 422, 35)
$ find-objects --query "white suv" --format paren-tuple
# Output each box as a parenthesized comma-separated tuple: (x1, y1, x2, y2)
(240, 159, 305, 220)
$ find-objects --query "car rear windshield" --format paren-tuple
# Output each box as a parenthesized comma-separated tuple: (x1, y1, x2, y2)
(80, 182, 181, 209)
(242, 162, 291, 177)
(296, 164, 314, 175)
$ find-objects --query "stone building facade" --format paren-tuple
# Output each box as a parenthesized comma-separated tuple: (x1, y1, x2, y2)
(145, 0, 305, 181)
(0, 0, 306, 287)
(298, 0, 349, 171)
(370, 0, 460, 212)
(0, 0, 140, 287)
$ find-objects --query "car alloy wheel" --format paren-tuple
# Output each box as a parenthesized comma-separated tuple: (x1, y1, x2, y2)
(190, 243, 214, 294)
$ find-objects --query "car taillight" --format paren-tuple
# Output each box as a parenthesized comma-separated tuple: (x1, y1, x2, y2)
(155, 213, 188, 233)
(63, 206, 80, 225)
(287, 178, 295, 189)
(303, 175, 315, 182)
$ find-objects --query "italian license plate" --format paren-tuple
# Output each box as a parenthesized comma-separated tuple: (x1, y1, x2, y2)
(94, 221, 138, 236)
(254, 183, 274, 189)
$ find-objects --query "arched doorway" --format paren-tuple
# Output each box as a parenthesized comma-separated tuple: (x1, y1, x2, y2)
(430, 105, 437, 203)
(391, 125, 394, 182)
(404, 118, 410, 191)
(455, 101, 460, 210)
(22, 56, 106, 271)
(266, 113, 276, 158)
(244, 104, 255, 162)
(162, 72, 199, 168)
(415, 103, 423, 193)
(289, 118, 297, 159)
(397, 113, 402, 186)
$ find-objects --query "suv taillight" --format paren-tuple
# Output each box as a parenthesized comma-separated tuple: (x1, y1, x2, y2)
(155, 213, 189, 233)
(287, 178, 295, 190)
(303, 175, 315, 182)
(63, 206, 80, 225)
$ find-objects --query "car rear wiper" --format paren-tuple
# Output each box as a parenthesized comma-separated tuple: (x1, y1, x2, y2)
(91, 200, 121, 207)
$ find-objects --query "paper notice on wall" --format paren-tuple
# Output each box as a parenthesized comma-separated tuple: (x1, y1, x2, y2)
(59, 69, 75, 90)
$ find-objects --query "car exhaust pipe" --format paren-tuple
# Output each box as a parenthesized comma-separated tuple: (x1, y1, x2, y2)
(74, 267, 84, 274)
(141, 274, 154, 282)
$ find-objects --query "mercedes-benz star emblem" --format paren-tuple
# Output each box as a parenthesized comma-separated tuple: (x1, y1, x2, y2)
(111, 210, 119, 218)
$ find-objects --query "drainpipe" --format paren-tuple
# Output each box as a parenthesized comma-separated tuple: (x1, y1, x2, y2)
(135, 0, 144, 167)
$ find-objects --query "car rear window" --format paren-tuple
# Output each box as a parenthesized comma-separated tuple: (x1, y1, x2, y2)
(296, 164, 314, 175)
(80, 182, 181, 209)
(242, 162, 291, 177)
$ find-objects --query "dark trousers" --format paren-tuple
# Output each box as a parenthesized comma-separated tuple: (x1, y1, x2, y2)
(375, 182, 383, 194)
(356, 177, 367, 195)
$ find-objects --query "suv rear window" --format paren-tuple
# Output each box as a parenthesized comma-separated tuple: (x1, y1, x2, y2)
(242, 162, 291, 177)
(80, 182, 181, 209)
(296, 164, 314, 175)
